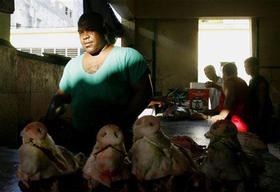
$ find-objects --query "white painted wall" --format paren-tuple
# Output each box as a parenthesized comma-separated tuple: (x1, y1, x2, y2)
(10, 27, 81, 48)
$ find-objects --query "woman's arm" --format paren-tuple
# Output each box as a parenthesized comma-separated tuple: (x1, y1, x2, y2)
(45, 89, 71, 121)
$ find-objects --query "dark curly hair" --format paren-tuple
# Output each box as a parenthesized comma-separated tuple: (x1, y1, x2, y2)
(78, 12, 117, 45)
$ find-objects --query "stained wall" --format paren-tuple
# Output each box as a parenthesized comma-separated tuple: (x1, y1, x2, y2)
(0, 45, 65, 146)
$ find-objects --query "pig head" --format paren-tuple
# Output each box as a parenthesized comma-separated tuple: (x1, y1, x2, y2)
(201, 120, 252, 181)
(83, 124, 131, 188)
(16, 122, 80, 188)
(129, 115, 197, 181)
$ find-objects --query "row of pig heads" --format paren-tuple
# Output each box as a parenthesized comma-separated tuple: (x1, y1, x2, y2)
(19, 116, 194, 189)
(83, 116, 172, 188)
(19, 116, 161, 158)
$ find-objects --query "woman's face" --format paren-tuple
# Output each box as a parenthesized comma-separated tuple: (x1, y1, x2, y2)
(78, 28, 105, 55)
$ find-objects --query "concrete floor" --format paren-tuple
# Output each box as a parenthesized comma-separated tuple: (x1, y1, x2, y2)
(0, 147, 20, 192)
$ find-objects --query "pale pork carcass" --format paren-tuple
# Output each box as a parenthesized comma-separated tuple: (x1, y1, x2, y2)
(82, 124, 131, 191)
(129, 115, 200, 191)
(16, 122, 81, 188)
(201, 120, 255, 192)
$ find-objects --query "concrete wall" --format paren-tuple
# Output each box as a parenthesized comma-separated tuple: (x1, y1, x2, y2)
(0, 45, 64, 147)
(135, 19, 198, 94)
(259, 17, 280, 115)
(0, 12, 10, 41)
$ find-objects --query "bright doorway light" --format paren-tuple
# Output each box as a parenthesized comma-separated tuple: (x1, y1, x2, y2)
(198, 19, 252, 84)
(110, 4, 122, 47)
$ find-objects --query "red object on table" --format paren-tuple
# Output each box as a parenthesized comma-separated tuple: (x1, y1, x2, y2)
(189, 89, 209, 113)
(231, 115, 248, 132)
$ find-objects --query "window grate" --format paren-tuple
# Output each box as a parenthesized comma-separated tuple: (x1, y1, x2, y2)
(31, 48, 42, 56)
(56, 49, 66, 56)
(18, 48, 84, 58)
(44, 48, 55, 54)
(67, 48, 78, 58)
(21, 48, 31, 53)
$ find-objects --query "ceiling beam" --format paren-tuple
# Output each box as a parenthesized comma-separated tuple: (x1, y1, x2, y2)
(134, 0, 280, 18)
(109, 0, 135, 20)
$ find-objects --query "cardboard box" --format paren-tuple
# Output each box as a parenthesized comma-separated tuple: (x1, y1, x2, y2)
(189, 89, 209, 112)
(190, 82, 206, 89)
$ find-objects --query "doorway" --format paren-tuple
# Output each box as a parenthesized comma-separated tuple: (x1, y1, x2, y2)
(198, 18, 252, 84)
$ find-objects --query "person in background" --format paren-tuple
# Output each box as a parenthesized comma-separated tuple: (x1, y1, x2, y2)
(210, 63, 251, 132)
(45, 12, 153, 154)
(244, 57, 274, 142)
(204, 65, 223, 115)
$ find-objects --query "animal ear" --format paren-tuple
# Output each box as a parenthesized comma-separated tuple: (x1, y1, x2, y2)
(20, 129, 25, 137)
(134, 119, 142, 126)
(20, 124, 31, 137)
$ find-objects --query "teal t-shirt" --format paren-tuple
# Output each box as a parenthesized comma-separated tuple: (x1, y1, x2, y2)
(59, 46, 148, 132)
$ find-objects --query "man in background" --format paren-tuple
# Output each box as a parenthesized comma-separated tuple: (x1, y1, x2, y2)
(244, 57, 274, 142)
(211, 63, 251, 132)
(204, 65, 223, 115)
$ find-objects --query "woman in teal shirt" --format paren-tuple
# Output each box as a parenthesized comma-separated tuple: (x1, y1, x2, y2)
(45, 12, 153, 154)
